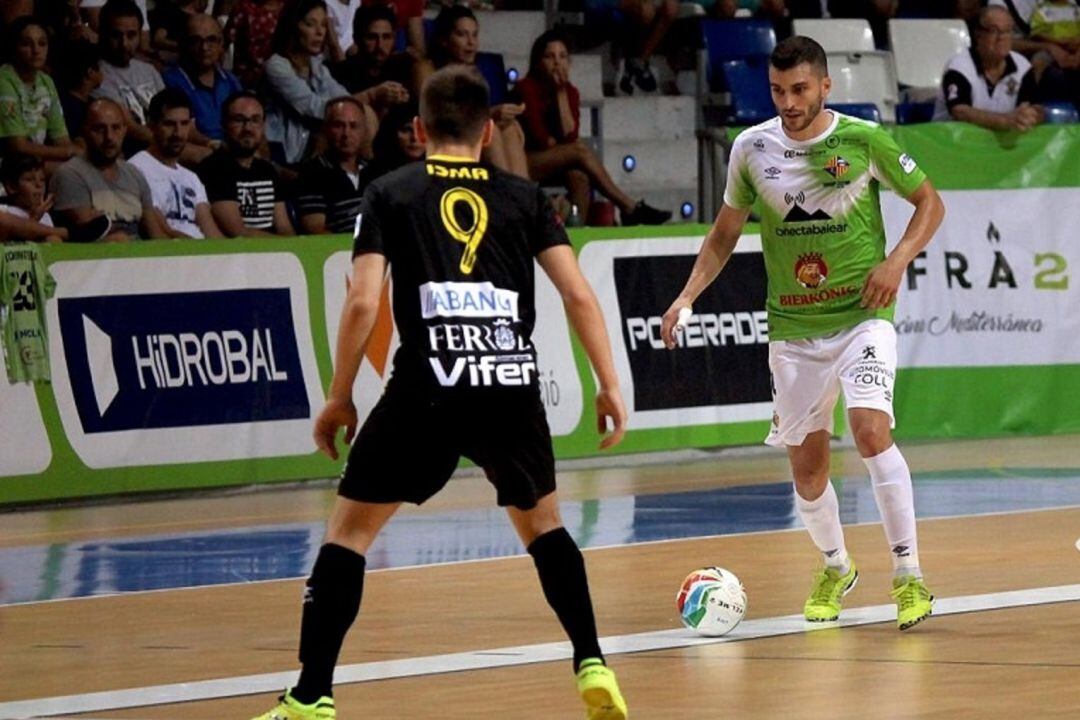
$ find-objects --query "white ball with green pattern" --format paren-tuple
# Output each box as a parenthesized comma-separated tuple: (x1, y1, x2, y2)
(677, 567, 747, 637)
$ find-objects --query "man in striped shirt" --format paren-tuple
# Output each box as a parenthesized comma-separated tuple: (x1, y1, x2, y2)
(296, 97, 369, 236)
(197, 91, 295, 237)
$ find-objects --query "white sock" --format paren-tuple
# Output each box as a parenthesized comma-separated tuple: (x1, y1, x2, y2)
(864, 444, 921, 578)
(795, 481, 849, 573)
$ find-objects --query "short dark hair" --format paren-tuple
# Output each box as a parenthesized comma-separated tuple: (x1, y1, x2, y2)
(6, 16, 48, 65)
(100, 0, 145, 32)
(420, 65, 490, 144)
(221, 89, 264, 124)
(148, 87, 193, 123)
(0, 153, 44, 189)
(352, 5, 397, 47)
(770, 36, 828, 75)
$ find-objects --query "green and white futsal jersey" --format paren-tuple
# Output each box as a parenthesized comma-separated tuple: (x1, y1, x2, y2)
(724, 112, 927, 341)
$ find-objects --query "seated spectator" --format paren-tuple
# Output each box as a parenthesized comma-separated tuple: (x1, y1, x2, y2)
(93, 0, 164, 149)
(149, 0, 209, 58)
(514, 32, 671, 226)
(366, 0, 426, 60)
(584, 0, 678, 94)
(1, 153, 112, 242)
(81, 0, 151, 60)
(295, 96, 370, 235)
(56, 41, 104, 142)
(828, 0, 897, 48)
(264, 0, 377, 165)
(331, 5, 415, 115)
(358, 101, 424, 183)
(324, 0, 360, 63)
(0, 17, 79, 166)
(1027, 0, 1080, 105)
(934, 7, 1044, 131)
(197, 91, 295, 236)
(49, 98, 169, 240)
(226, 0, 286, 88)
(989, 0, 1080, 65)
(422, 6, 529, 178)
(129, 89, 222, 238)
(162, 13, 243, 143)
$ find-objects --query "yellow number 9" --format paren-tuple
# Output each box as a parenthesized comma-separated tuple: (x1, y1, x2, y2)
(440, 187, 489, 274)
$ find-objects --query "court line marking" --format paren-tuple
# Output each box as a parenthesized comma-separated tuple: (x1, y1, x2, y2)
(6, 502, 1080, 609)
(3, 583, 1079, 718)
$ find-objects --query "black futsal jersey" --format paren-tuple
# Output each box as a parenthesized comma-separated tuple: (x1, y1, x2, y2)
(352, 155, 570, 399)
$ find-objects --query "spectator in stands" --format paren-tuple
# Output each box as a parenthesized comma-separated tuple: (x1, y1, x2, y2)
(367, 0, 426, 60)
(331, 6, 415, 115)
(226, 0, 286, 88)
(423, 6, 529, 178)
(94, 0, 164, 149)
(357, 100, 423, 182)
(198, 91, 295, 236)
(934, 6, 1044, 131)
(49, 97, 169, 240)
(1025, 0, 1080, 106)
(324, 0, 360, 63)
(0, 17, 80, 166)
(149, 0, 208, 58)
(162, 14, 243, 143)
(129, 89, 222, 238)
(264, 0, 377, 165)
(82, 0, 152, 60)
(828, 0, 897, 48)
(514, 31, 671, 227)
(295, 96, 369, 235)
(57, 41, 104, 142)
(585, 0, 678, 94)
(0, 153, 64, 243)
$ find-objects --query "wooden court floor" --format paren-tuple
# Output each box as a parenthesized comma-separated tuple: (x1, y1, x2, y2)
(1, 436, 1079, 719)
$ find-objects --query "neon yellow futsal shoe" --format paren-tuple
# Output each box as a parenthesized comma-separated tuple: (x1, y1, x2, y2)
(803, 561, 859, 622)
(576, 658, 628, 720)
(892, 575, 934, 630)
(250, 690, 335, 720)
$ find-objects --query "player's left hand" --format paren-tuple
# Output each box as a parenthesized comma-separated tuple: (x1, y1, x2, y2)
(861, 258, 904, 309)
(596, 386, 627, 450)
(313, 397, 358, 460)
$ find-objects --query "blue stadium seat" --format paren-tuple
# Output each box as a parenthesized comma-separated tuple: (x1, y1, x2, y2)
(1043, 101, 1079, 124)
(701, 20, 777, 92)
(719, 59, 775, 125)
(896, 101, 935, 124)
(827, 103, 882, 123)
(475, 52, 508, 105)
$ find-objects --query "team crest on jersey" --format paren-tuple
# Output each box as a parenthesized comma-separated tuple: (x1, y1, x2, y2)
(1006, 77, 1018, 96)
(823, 156, 850, 179)
(753, 138, 766, 152)
(795, 252, 828, 289)
(492, 319, 517, 350)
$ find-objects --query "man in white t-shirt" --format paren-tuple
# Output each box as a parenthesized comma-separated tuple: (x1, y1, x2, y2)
(129, 88, 221, 238)
(934, 6, 1043, 130)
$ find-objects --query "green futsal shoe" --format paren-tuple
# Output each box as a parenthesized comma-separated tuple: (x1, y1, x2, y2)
(576, 658, 628, 720)
(250, 690, 335, 720)
(892, 575, 934, 630)
(803, 560, 859, 622)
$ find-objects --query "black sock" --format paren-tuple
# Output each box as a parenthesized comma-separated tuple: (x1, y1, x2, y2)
(292, 543, 366, 704)
(527, 527, 603, 672)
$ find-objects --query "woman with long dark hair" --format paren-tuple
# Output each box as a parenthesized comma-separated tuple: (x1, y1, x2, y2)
(514, 31, 670, 225)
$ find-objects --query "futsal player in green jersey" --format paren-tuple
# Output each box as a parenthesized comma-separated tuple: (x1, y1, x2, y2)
(252, 66, 628, 720)
(662, 37, 945, 630)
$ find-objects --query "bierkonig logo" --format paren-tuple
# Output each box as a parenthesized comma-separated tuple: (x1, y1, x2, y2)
(57, 289, 310, 433)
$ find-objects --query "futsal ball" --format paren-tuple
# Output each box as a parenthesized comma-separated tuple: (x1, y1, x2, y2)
(676, 566, 747, 637)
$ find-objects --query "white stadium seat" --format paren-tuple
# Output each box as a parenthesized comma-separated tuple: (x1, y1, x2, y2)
(793, 18, 876, 53)
(825, 50, 900, 123)
(889, 19, 971, 93)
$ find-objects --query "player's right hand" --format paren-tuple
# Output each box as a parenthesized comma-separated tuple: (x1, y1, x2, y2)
(313, 397, 358, 461)
(596, 387, 627, 450)
(660, 301, 691, 350)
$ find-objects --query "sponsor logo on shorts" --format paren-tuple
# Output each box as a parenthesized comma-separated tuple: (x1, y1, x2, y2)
(795, 252, 828, 290)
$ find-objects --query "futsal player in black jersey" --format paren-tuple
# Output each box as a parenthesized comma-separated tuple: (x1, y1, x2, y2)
(252, 65, 630, 720)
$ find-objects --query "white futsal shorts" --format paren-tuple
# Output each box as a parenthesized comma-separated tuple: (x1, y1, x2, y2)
(765, 319, 897, 448)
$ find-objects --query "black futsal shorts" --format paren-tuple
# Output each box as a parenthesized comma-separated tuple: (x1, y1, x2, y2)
(337, 388, 556, 510)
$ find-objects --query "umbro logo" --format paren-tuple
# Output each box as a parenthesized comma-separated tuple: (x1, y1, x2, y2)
(892, 545, 911, 557)
(764, 166, 782, 180)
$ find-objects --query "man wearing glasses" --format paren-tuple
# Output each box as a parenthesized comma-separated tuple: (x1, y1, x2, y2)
(197, 91, 295, 237)
(163, 13, 244, 145)
(933, 5, 1044, 130)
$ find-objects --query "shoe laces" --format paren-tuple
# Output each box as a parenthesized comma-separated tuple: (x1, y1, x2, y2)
(891, 578, 928, 606)
(809, 568, 843, 604)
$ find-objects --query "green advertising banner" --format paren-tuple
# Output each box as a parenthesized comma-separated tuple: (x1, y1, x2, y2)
(2, 123, 1078, 506)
